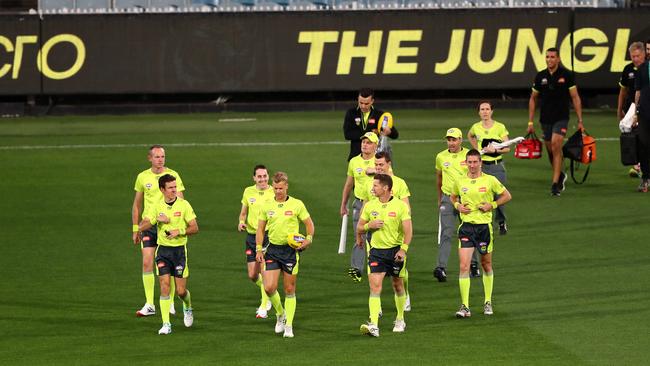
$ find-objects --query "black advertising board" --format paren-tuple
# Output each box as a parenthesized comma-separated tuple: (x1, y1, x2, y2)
(0, 9, 648, 95)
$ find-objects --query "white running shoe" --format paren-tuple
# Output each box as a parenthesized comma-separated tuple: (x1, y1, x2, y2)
(404, 295, 411, 312)
(483, 301, 493, 316)
(256, 305, 268, 319)
(360, 322, 379, 337)
(393, 319, 406, 333)
(183, 307, 194, 327)
(283, 325, 294, 338)
(275, 313, 286, 334)
(455, 304, 471, 318)
(136, 303, 156, 317)
(158, 322, 172, 335)
(169, 302, 176, 316)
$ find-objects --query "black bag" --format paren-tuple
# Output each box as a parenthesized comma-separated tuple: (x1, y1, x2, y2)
(620, 132, 637, 166)
(562, 130, 591, 184)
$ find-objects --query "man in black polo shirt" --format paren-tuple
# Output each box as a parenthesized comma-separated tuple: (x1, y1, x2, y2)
(343, 88, 399, 161)
(618, 42, 646, 178)
(634, 50, 650, 192)
(528, 48, 584, 196)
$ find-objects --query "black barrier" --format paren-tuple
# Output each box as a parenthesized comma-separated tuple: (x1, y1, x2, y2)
(0, 9, 648, 95)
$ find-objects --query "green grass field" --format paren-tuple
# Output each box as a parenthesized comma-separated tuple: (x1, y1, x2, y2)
(1, 108, 648, 365)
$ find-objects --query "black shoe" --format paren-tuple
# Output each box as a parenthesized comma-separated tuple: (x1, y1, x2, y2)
(470, 263, 481, 278)
(433, 267, 447, 282)
(498, 221, 508, 235)
(558, 171, 567, 191)
(347, 267, 362, 283)
(551, 183, 561, 196)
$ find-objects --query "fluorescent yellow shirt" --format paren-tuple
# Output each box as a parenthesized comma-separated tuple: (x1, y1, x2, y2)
(360, 197, 411, 249)
(146, 198, 196, 247)
(435, 147, 469, 195)
(134, 168, 185, 219)
(347, 154, 375, 199)
(359, 174, 411, 202)
(241, 185, 274, 234)
(260, 196, 311, 246)
(452, 173, 506, 224)
(468, 121, 510, 162)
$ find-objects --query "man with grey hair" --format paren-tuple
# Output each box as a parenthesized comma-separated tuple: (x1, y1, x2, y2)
(618, 42, 646, 178)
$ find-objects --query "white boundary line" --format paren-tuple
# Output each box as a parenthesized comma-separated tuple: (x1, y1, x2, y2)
(0, 137, 620, 151)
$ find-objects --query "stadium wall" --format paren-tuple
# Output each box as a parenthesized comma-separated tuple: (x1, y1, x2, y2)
(0, 9, 648, 96)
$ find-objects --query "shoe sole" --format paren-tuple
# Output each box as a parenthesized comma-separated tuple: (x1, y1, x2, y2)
(256, 314, 268, 319)
(455, 312, 471, 318)
(136, 311, 155, 317)
(484, 311, 493, 315)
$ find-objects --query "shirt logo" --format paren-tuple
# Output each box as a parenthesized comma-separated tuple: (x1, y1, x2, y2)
(371, 211, 379, 217)
(541, 78, 548, 85)
(443, 162, 450, 167)
(388, 212, 396, 217)
(145, 183, 152, 189)
(369, 118, 376, 125)
(355, 167, 363, 174)
(461, 187, 469, 193)
(629, 72, 635, 79)
(268, 210, 275, 217)
(284, 210, 293, 216)
(479, 187, 487, 192)
(558, 77, 565, 83)
(249, 198, 256, 203)
(354, 117, 361, 125)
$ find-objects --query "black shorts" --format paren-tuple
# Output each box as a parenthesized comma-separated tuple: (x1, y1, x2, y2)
(264, 243, 299, 275)
(155, 245, 189, 278)
(457, 222, 493, 255)
(245, 233, 269, 263)
(368, 247, 406, 278)
(542, 119, 568, 141)
(140, 226, 157, 249)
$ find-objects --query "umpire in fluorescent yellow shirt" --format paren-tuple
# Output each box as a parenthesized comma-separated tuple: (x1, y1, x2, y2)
(138, 174, 198, 335)
(467, 101, 511, 235)
(357, 174, 413, 337)
(256, 172, 315, 338)
(450, 149, 511, 319)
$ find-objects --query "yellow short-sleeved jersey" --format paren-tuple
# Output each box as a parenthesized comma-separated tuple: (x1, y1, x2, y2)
(435, 147, 469, 195)
(360, 197, 411, 249)
(241, 185, 274, 234)
(468, 121, 510, 162)
(134, 168, 185, 219)
(146, 198, 196, 247)
(347, 155, 375, 199)
(260, 196, 310, 246)
(452, 173, 506, 224)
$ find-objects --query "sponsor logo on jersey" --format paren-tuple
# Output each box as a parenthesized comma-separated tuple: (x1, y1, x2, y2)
(145, 183, 152, 189)
(479, 187, 487, 192)
(371, 211, 379, 217)
(541, 78, 548, 85)
(388, 212, 396, 217)
(443, 162, 450, 167)
(268, 210, 275, 216)
(284, 210, 293, 216)
(354, 117, 361, 125)
(629, 72, 635, 79)
(558, 77, 565, 83)
(174, 211, 181, 216)
(369, 118, 376, 125)
(461, 187, 469, 193)
(355, 167, 363, 174)
(249, 197, 256, 203)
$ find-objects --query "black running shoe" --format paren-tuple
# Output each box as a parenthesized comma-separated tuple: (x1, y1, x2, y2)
(498, 221, 508, 235)
(433, 267, 447, 282)
(348, 267, 362, 283)
(551, 183, 561, 196)
(558, 171, 567, 191)
(470, 263, 481, 278)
